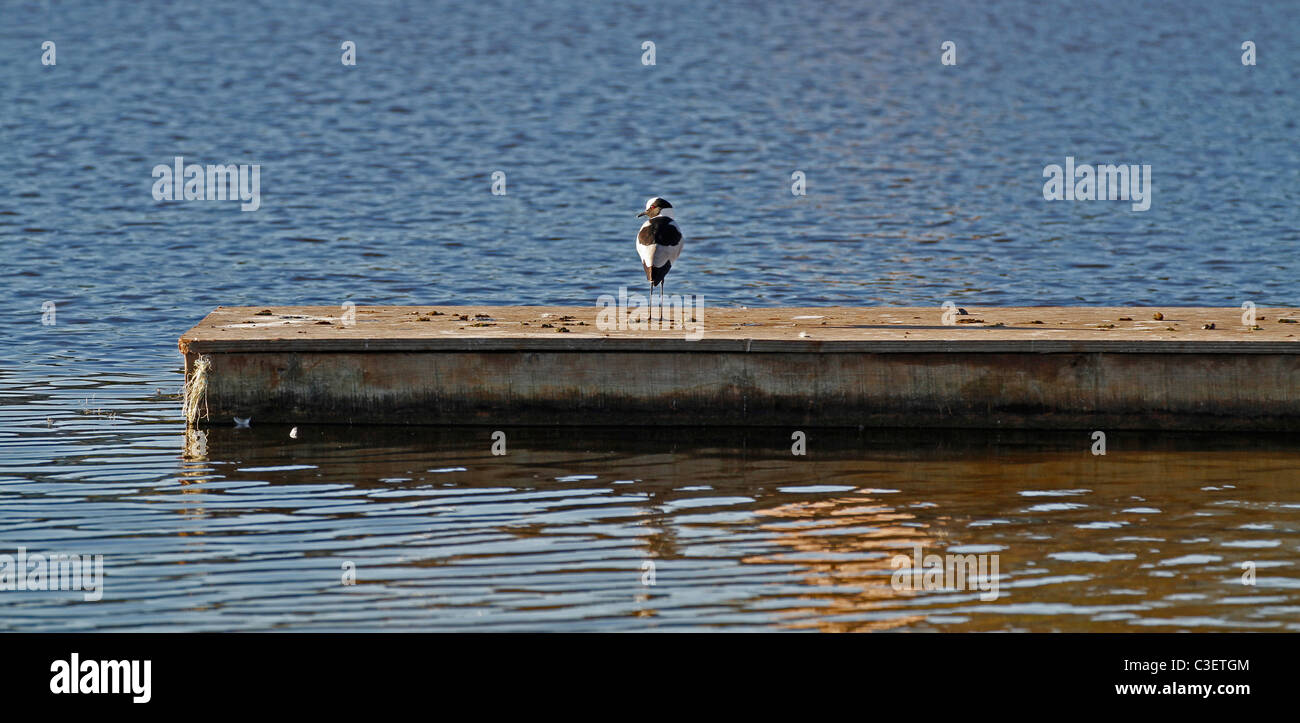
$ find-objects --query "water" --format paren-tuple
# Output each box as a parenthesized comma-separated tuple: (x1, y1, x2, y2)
(4, 425, 1300, 631)
(2, 0, 1298, 631)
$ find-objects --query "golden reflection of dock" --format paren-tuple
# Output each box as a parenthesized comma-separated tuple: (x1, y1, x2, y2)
(746, 490, 936, 632)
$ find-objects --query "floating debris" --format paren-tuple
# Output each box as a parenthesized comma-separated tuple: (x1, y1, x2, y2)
(1097, 323, 1115, 329)
(1279, 318, 1298, 324)
(1153, 312, 1164, 320)
(315, 320, 332, 325)
(956, 318, 984, 324)
(1030, 320, 1044, 324)
(289, 426, 298, 439)
(1118, 317, 1133, 321)
(253, 309, 273, 316)
(556, 327, 570, 333)
(1202, 323, 1215, 330)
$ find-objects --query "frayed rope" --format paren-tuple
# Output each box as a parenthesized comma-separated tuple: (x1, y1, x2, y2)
(182, 355, 211, 427)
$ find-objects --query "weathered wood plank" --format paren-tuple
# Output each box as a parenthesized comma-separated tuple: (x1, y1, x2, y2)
(177, 306, 1300, 430)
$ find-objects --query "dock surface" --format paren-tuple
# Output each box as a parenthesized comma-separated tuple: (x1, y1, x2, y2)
(179, 306, 1300, 430)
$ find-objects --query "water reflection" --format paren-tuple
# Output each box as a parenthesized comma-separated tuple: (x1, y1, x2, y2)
(749, 491, 933, 631)
(6, 420, 1296, 631)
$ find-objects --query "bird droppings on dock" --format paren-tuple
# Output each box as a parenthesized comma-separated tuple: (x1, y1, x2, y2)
(181, 306, 1300, 344)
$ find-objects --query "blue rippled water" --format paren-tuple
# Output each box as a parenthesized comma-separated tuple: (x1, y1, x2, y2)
(1, 0, 1298, 631)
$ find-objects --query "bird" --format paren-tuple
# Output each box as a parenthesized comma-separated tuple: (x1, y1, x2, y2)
(635, 197, 684, 311)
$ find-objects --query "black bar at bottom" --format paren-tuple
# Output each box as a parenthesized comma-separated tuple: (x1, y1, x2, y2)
(0, 633, 1283, 711)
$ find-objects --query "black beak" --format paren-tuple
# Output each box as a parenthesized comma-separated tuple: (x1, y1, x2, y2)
(636, 210, 647, 217)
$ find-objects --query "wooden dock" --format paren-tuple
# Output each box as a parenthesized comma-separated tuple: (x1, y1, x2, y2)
(178, 306, 1300, 430)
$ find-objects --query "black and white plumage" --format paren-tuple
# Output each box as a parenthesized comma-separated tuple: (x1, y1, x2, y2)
(635, 197, 683, 304)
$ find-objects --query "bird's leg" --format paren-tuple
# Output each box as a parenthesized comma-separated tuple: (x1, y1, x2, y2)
(649, 282, 654, 324)
(661, 278, 667, 327)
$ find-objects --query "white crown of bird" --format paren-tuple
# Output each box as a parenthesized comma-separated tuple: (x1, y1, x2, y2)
(640, 197, 674, 218)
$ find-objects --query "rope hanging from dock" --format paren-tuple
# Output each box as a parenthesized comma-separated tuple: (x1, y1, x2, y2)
(182, 354, 211, 427)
